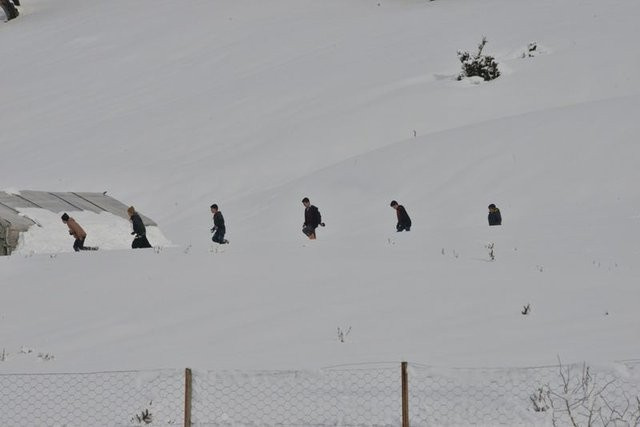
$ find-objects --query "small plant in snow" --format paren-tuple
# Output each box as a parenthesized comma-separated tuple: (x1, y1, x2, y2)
(153, 246, 163, 254)
(19, 346, 33, 355)
(37, 352, 55, 361)
(522, 41, 539, 58)
(530, 385, 551, 412)
(457, 37, 500, 81)
(536, 265, 544, 273)
(0, 349, 6, 362)
(131, 407, 153, 425)
(337, 326, 352, 343)
(485, 242, 495, 261)
(183, 244, 192, 254)
(521, 304, 531, 315)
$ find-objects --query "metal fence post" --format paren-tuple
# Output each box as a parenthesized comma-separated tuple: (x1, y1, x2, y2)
(184, 368, 192, 427)
(402, 361, 409, 427)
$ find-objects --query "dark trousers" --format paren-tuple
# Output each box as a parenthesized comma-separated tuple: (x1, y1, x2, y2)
(212, 227, 227, 244)
(396, 223, 411, 232)
(132, 235, 152, 249)
(73, 238, 87, 252)
(302, 225, 317, 238)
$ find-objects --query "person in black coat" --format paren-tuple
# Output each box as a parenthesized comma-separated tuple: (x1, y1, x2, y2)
(488, 203, 502, 226)
(390, 200, 411, 232)
(302, 197, 324, 240)
(127, 206, 152, 248)
(210, 204, 228, 244)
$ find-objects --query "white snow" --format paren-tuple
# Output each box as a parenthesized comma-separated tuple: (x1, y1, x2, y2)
(1, 0, 639, 382)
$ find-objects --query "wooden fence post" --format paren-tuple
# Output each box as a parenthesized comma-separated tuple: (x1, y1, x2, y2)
(184, 368, 192, 427)
(402, 361, 409, 427)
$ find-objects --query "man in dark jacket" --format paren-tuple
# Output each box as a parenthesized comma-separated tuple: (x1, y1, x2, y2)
(302, 197, 324, 240)
(210, 204, 228, 244)
(127, 206, 152, 248)
(390, 200, 411, 232)
(488, 203, 502, 226)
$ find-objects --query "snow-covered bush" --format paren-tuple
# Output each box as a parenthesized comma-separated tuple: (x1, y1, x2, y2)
(0, 0, 19, 21)
(337, 326, 351, 343)
(131, 408, 153, 425)
(522, 42, 539, 58)
(485, 242, 495, 261)
(537, 360, 640, 426)
(530, 386, 550, 412)
(457, 37, 500, 81)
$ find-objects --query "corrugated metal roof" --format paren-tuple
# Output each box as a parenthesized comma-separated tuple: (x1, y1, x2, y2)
(0, 203, 36, 231)
(0, 190, 157, 226)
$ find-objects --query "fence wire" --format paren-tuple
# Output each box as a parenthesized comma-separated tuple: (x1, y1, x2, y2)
(192, 364, 400, 426)
(1, 362, 639, 427)
(409, 361, 640, 427)
(0, 369, 184, 427)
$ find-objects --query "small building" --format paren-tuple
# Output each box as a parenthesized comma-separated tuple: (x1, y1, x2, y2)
(0, 190, 156, 255)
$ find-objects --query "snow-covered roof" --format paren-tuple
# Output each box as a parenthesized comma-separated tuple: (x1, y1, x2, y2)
(0, 191, 156, 227)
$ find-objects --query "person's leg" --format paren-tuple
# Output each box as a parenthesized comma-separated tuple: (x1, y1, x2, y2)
(78, 238, 88, 250)
(73, 239, 81, 252)
(140, 236, 152, 248)
(212, 229, 225, 244)
(397, 224, 410, 232)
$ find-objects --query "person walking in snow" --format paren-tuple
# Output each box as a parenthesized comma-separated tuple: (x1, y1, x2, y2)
(390, 200, 411, 232)
(127, 206, 152, 248)
(488, 203, 502, 226)
(302, 197, 324, 240)
(61, 213, 90, 252)
(210, 204, 228, 244)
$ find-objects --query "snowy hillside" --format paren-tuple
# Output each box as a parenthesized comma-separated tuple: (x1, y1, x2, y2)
(1, 0, 640, 382)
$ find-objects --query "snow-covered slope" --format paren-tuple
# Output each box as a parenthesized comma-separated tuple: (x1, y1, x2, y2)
(1, 0, 640, 373)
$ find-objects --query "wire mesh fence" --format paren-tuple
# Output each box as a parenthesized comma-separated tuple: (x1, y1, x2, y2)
(1, 361, 639, 426)
(192, 364, 400, 426)
(0, 369, 184, 426)
(409, 360, 640, 427)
